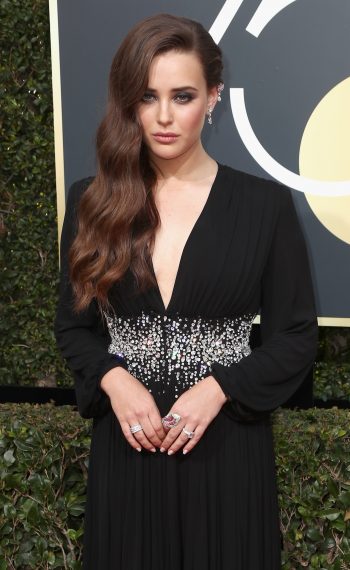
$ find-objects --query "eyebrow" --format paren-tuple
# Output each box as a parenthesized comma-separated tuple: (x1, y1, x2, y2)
(145, 86, 199, 92)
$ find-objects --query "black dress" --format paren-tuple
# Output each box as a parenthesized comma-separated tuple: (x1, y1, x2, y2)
(55, 163, 318, 570)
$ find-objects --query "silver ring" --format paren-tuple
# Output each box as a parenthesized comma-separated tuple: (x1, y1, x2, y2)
(162, 412, 182, 428)
(182, 428, 195, 439)
(130, 424, 143, 434)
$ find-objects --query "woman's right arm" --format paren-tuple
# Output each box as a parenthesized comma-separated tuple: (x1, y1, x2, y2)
(54, 179, 166, 450)
(54, 178, 125, 419)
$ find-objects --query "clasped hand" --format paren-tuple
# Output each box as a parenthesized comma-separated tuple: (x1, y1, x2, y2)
(100, 368, 228, 455)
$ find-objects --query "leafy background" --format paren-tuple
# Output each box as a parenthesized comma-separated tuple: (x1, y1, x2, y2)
(0, 404, 349, 569)
(0, 0, 69, 388)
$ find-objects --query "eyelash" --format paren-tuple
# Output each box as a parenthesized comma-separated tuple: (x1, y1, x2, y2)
(141, 92, 194, 104)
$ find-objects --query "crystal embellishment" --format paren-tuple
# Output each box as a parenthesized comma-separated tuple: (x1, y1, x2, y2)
(104, 310, 255, 399)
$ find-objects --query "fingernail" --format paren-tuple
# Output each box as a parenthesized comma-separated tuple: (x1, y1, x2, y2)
(183, 449, 188, 455)
(168, 450, 174, 456)
(136, 447, 142, 452)
(151, 448, 157, 453)
(160, 447, 165, 453)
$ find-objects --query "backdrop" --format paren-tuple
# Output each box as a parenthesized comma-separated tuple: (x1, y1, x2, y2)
(50, 0, 350, 325)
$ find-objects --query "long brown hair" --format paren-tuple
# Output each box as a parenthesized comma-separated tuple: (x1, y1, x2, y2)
(69, 13, 223, 311)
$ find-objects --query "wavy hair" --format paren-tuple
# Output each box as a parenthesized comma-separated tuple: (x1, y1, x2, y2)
(69, 13, 223, 311)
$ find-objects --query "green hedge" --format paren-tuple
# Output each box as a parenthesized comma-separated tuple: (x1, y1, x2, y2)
(314, 362, 350, 402)
(0, 404, 349, 569)
(0, 0, 70, 388)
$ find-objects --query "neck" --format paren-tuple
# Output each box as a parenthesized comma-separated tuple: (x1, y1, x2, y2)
(149, 140, 216, 182)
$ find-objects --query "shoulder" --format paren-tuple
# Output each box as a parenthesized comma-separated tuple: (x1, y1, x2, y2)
(66, 176, 95, 208)
(64, 176, 95, 224)
(218, 163, 292, 208)
(62, 176, 95, 233)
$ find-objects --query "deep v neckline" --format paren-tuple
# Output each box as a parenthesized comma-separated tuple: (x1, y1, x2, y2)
(150, 162, 221, 314)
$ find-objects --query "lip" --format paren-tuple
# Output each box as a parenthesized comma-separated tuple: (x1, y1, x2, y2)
(152, 132, 179, 144)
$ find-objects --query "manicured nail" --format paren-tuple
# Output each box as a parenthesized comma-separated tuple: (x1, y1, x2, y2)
(168, 450, 174, 456)
(160, 447, 165, 453)
(151, 448, 157, 453)
(183, 449, 188, 455)
(136, 447, 142, 452)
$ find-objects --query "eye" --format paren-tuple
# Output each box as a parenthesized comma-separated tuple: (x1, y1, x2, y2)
(174, 92, 194, 103)
(141, 92, 156, 103)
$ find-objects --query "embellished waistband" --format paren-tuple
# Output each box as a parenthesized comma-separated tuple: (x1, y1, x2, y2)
(104, 310, 255, 399)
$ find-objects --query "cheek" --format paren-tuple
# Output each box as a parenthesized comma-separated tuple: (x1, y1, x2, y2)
(137, 108, 152, 133)
(180, 104, 206, 131)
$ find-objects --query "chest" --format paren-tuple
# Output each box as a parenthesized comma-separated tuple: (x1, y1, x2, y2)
(150, 185, 213, 309)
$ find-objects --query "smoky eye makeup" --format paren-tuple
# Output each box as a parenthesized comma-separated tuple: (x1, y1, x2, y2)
(141, 92, 156, 103)
(174, 92, 195, 103)
(141, 89, 196, 104)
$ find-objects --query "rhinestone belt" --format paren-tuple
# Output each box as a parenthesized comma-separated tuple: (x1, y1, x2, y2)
(104, 311, 255, 399)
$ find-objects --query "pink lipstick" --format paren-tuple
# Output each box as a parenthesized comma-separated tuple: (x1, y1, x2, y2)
(152, 132, 179, 144)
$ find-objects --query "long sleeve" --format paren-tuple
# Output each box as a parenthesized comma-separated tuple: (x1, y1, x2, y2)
(210, 186, 318, 419)
(54, 178, 126, 419)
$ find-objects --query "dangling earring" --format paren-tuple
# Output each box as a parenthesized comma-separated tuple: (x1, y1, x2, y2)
(207, 107, 213, 125)
(217, 82, 224, 102)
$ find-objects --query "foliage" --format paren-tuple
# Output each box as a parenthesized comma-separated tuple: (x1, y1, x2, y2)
(0, 405, 349, 568)
(0, 0, 71, 387)
(314, 363, 350, 402)
(317, 328, 350, 364)
(275, 407, 350, 569)
(0, 404, 89, 569)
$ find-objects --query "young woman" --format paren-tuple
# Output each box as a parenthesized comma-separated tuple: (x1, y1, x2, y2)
(55, 13, 318, 570)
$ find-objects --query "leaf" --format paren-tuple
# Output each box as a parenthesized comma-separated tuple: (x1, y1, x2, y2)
(320, 508, 342, 521)
(331, 519, 346, 532)
(20, 498, 40, 524)
(338, 491, 350, 507)
(3, 449, 15, 465)
(322, 536, 336, 551)
(306, 528, 323, 542)
(327, 479, 338, 497)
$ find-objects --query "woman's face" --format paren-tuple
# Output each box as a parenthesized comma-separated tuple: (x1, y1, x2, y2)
(137, 50, 217, 163)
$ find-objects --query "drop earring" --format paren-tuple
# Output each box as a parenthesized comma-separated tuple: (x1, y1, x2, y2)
(207, 107, 213, 125)
(217, 82, 224, 102)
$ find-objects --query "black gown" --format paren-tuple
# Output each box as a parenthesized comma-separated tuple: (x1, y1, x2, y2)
(55, 163, 318, 570)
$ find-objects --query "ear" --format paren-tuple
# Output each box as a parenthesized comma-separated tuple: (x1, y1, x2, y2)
(207, 86, 219, 111)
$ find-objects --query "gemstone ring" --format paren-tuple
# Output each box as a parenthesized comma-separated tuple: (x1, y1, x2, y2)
(162, 413, 182, 428)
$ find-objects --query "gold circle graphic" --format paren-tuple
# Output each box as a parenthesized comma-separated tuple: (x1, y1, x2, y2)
(299, 76, 350, 245)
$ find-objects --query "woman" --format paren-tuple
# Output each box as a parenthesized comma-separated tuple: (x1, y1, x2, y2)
(55, 13, 318, 569)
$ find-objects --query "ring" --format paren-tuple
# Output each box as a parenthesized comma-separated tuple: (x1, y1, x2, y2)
(182, 428, 195, 439)
(162, 413, 181, 428)
(130, 424, 143, 434)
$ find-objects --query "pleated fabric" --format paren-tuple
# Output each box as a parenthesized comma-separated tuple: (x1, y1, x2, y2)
(83, 405, 281, 570)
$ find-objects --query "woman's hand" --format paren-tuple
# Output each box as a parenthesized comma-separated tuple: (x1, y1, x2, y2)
(160, 375, 228, 456)
(100, 367, 166, 452)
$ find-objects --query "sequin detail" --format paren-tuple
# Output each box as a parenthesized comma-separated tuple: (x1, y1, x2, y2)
(104, 311, 255, 399)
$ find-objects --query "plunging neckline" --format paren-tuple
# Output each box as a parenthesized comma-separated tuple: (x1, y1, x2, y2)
(150, 162, 222, 314)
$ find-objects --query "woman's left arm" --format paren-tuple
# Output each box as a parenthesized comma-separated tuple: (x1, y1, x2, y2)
(210, 186, 318, 414)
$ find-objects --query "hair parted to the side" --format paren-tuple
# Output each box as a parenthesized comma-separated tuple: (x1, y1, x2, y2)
(69, 13, 223, 311)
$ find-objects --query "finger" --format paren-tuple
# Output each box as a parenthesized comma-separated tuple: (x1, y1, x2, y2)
(130, 419, 157, 452)
(141, 415, 163, 447)
(167, 424, 198, 455)
(182, 425, 205, 455)
(120, 420, 142, 452)
(160, 423, 184, 451)
(148, 410, 167, 441)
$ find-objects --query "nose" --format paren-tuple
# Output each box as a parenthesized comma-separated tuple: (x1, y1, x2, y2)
(157, 99, 173, 126)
